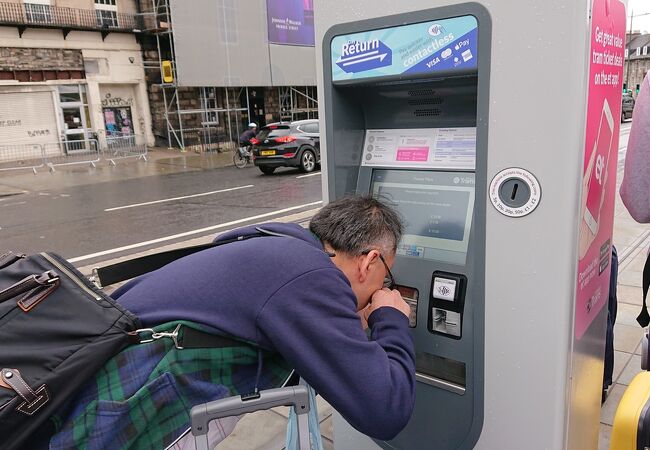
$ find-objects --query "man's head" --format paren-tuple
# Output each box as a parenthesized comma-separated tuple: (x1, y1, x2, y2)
(309, 195, 403, 310)
(248, 123, 257, 129)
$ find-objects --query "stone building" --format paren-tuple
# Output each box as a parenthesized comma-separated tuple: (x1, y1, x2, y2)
(624, 32, 650, 94)
(0, 0, 154, 154)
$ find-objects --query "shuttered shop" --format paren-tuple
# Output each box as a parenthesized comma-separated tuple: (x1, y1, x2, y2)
(0, 90, 59, 160)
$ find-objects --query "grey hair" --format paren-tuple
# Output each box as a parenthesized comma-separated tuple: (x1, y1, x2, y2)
(309, 195, 403, 256)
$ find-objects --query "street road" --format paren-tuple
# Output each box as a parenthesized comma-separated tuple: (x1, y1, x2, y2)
(0, 163, 322, 260)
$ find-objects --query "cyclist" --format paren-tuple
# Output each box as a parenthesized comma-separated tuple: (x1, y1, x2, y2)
(239, 122, 258, 147)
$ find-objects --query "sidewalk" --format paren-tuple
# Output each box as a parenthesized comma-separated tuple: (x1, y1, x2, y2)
(0, 146, 235, 197)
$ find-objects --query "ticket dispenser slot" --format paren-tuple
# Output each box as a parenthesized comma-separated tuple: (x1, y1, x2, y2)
(322, 4, 490, 449)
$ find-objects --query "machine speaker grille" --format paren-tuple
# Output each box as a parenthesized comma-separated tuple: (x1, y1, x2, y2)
(407, 97, 444, 106)
(414, 108, 442, 117)
(407, 88, 435, 97)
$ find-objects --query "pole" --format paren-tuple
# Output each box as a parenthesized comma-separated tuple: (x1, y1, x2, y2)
(626, 9, 633, 92)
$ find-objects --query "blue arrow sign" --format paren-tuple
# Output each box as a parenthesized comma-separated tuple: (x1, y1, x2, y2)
(336, 40, 392, 74)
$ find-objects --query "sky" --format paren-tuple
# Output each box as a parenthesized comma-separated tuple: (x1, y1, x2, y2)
(627, 0, 650, 34)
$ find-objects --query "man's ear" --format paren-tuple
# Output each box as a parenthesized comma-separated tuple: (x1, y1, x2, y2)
(357, 251, 377, 283)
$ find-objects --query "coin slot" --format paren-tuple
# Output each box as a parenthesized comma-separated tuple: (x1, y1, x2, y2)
(498, 177, 531, 209)
(511, 182, 519, 201)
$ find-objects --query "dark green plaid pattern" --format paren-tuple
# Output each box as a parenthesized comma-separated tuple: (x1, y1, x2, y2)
(49, 321, 293, 450)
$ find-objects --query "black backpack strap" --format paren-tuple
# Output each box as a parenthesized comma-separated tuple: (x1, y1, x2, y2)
(181, 326, 251, 349)
(636, 250, 650, 327)
(93, 233, 264, 287)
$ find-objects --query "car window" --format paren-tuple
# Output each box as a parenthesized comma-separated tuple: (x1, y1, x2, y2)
(298, 123, 318, 134)
(257, 125, 291, 140)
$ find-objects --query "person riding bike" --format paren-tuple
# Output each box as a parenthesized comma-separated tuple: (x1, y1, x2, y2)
(239, 123, 258, 146)
(234, 123, 258, 168)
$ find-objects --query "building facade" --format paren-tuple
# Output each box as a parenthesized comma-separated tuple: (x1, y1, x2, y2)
(624, 32, 650, 94)
(0, 0, 154, 157)
(137, 0, 318, 150)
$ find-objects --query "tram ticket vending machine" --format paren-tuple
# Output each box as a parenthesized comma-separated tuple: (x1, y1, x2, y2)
(317, 0, 627, 449)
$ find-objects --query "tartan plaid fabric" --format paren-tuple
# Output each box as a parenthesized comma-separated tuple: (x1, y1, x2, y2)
(49, 321, 293, 450)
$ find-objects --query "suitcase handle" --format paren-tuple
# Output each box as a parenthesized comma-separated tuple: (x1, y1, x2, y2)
(190, 385, 311, 450)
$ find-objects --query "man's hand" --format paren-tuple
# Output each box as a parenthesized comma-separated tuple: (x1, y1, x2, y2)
(367, 288, 411, 320)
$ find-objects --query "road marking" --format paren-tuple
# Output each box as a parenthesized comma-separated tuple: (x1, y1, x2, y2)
(104, 185, 255, 211)
(296, 172, 321, 179)
(1, 201, 27, 207)
(70, 200, 323, 263)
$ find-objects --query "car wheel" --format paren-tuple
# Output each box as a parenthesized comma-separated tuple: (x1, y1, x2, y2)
(299, 149, 316, 173)
(259, 166, 276, 175)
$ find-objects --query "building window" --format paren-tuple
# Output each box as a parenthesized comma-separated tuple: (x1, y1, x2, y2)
(24, 1, 52, 24)
(94, 0, 118, 28)
(644, 46, 648, 56)
(636, 47, 641, 56)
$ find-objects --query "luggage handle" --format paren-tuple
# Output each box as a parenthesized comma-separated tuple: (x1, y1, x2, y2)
(0, 271, 59, 304)
(191, 385, 311, 450)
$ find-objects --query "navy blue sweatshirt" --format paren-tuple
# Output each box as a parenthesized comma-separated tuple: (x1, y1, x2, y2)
(113, 222, 416, 440)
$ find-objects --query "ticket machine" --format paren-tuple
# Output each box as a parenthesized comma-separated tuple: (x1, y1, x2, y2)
(316, 0, 627, 449)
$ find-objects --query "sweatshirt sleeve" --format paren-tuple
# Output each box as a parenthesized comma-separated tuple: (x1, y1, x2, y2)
(256, 267, 416, 441)
(620, 74, 650, 223)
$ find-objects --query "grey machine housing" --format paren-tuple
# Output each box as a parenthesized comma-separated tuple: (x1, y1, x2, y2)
(322, 3, 491, 449)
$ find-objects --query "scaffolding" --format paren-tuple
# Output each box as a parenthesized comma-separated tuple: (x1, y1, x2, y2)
(279, 86, 319, 122)
(140, 0, 318, 150)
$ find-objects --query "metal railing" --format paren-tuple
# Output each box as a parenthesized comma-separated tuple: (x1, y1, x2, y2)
(104, 134, 148, 165)
(0, 135, 147, 173)
(0, 143, 45, 174)
(0, 2, 141, 32)
(43, 139, 100, 171)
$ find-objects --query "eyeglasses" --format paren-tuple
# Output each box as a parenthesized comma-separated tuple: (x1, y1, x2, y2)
(362, 250, 396, 290)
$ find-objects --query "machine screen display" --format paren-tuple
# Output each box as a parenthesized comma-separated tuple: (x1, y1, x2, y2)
(371, 170, 474, 265)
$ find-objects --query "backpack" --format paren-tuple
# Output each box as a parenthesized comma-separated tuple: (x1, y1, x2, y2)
(0, 251, 140, 449)
(0, 230, 287, 449)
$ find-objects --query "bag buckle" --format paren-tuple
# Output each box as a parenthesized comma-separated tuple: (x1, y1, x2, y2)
(132, 323, 184, 349)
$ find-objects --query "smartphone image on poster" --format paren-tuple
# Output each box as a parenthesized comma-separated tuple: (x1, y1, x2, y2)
(584, 98, 614, 235)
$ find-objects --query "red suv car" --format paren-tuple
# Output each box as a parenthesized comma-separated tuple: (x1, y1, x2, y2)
(251, 120, 320, 175)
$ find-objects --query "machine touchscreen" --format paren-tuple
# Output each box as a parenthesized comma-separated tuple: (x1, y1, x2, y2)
(370, 169, 475, 265)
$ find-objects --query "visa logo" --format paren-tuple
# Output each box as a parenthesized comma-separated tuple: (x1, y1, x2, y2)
(336, 39, 392, 74)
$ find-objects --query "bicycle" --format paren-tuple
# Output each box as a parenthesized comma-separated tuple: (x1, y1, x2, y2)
(233, 144, 253, 169)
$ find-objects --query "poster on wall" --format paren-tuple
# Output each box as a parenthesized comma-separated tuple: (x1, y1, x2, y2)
(266, 0, 315, 46)
(575, 0, 625, 339)
(103, 107, 133, 137)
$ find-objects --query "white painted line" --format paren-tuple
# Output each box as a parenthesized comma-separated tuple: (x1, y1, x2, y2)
(104, 185, 255, 211)
(69, 200, 323, 263)
(1, 201, 27, 207)
(296, 172, 321, 179)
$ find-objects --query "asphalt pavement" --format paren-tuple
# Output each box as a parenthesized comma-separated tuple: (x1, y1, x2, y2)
(0, 148, 323, 265)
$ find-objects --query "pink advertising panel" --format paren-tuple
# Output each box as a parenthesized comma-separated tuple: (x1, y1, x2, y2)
(575, 0, 625, 339)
